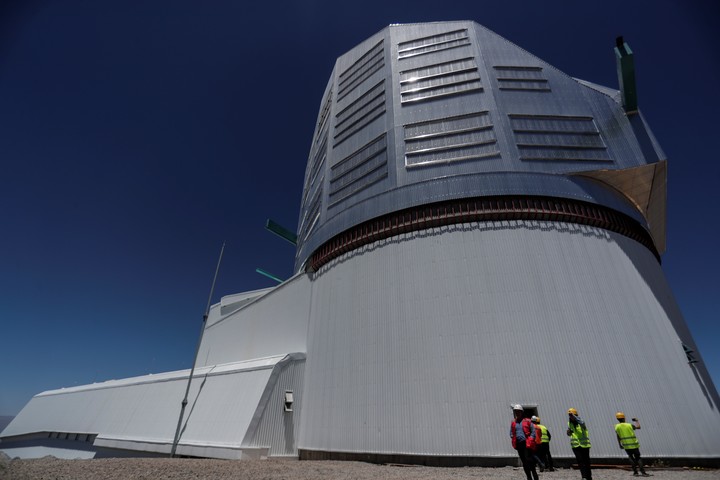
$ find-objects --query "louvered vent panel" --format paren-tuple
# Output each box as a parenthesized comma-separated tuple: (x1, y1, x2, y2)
(404, 112, 499, 167)
(333, 81, 386, 146)
(329, 134, 388, 205)
(494, 66, 550, 91)
(300, 183, 323, 240)
(307, 132, 327, 189)
(337, 40, 384, 101)
(400, 58, 482, 104)
(510, 114, 611, 162)
(300, 129, 327, 239)
(398, 29, 470, 59)
(315, 90, 333, 141)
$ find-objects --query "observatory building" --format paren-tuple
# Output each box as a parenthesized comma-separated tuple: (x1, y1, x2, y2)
(2, 21, 719, 465)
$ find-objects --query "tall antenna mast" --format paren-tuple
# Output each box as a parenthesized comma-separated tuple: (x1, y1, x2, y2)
(170, 241, 226, 457)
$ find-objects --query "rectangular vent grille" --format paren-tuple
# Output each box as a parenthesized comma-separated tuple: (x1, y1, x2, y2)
(404, 111, 500, 168)
(400, 58, 482, 104)
(337, 40, 384, 101)
(329, 134, 388, 205)
(333, 81, 386, 146)
(398, 29, 470, 59)
(494, 66, 550, 91)
(510, 114, 611, 162)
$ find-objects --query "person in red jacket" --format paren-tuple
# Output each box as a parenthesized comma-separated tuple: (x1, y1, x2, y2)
(510, 404, 539, 480)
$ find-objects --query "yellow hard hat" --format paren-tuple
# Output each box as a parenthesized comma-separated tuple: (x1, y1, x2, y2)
(568, 408, 578, 415)
(616, 412, 625, 419)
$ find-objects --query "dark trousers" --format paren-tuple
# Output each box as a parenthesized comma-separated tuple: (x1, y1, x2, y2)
(572, 446, 592, 480)
(516, 442, 539, 480)
(538, 442, 554, 470)
(625, 448, 646, 474)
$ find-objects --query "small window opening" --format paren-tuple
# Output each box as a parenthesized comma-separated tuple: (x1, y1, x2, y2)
(522, 405, 539, 419)
(510, 403, 539, 419)
(284, 391, 294, 412)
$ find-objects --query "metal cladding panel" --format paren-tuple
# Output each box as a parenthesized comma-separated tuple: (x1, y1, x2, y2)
(326, 29, 395, 215)
(295, 21, 666, 271)
(175, 368, 273, 447)
(245, 358, 305, 456)
(1, 356, 309, 458)
(296, 170, 647, 270)
(299, 221, 720, 457)
(197, 273, 311, 367)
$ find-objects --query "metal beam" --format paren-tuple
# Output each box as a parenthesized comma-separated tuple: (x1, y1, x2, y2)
(171, 242, 225, 457)
(265, 219, 297, 245)
(256, 267, 283, 283)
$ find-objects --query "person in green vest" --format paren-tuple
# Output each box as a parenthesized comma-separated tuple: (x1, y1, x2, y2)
(615, 412, 649, 476)
(532, 416, 554, 471)
(566, 407, 592, 480)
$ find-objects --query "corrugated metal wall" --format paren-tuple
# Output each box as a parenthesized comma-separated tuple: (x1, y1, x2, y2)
(244, 357, 306, 456)
(299, 220, 720, 458)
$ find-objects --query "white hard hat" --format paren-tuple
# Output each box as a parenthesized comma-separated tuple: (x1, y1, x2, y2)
(531, 415, 539, 422)
(512, 404, 524, 411)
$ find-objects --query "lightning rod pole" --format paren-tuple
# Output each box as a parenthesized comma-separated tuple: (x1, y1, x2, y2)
(170, 241, 225, 457)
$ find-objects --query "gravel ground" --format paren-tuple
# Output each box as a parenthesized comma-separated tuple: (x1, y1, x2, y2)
(1, 455, 717, 480)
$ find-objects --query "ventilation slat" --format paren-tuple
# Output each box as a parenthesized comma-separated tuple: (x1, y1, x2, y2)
(494, 66, 551, 92)
(400, 58, 482, 104)
(404, 111, 499, 167)
(333, 82, 386, 147)
(329, 135, 388, 206)
(398, 29, 470, 59)
(510, 114, 611, 162)
(338, 40, 385, 101)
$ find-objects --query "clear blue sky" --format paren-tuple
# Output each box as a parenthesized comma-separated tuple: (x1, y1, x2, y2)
(1, 1, 718, 417)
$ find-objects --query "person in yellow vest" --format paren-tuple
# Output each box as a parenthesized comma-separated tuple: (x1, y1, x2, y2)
(566, 407, 592, 480)
(532, 416, 554, 471)
(614, 412, 649, 476)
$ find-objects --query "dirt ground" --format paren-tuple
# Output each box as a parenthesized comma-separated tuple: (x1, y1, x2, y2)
(1, 455, 717, 480)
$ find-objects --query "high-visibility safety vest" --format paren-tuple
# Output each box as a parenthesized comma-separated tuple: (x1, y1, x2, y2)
(538, 424, 550, 443)
(568, 422, 591, 448)
(615, 422, 640, 449)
